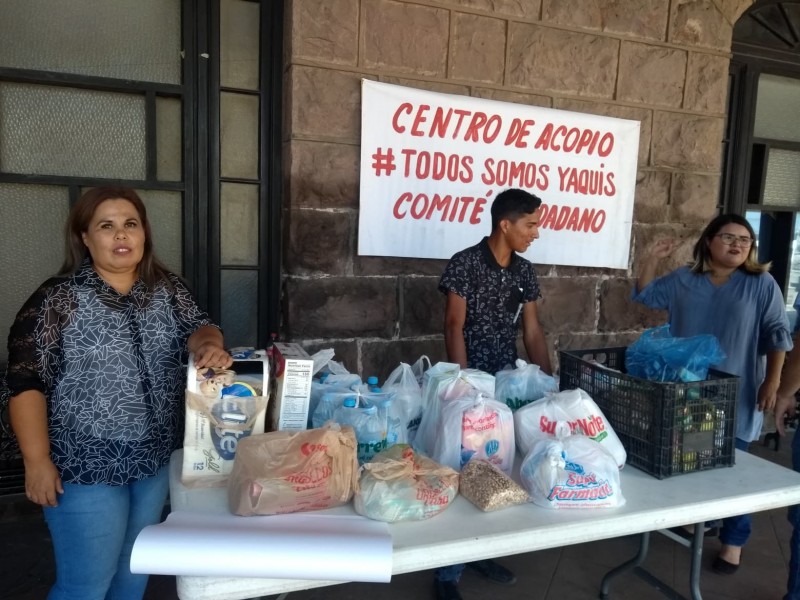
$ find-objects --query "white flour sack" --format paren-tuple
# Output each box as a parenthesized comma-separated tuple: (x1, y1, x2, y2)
(520, 435, 625, 509)
(513, 388, 626, 468)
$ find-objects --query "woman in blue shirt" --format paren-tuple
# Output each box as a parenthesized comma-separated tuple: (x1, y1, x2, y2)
(5, 187, 232, 600)
(633, 213, 792, 575)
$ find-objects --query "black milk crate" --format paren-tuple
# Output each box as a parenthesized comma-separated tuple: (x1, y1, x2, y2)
(558, 347, 738, 479)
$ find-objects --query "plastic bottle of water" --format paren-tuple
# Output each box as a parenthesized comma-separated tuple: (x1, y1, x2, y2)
(366, 376, 380, 392)
(355, 404, 387, 464)
(374, 391, 401, 448)
(332, 396, 361, 433)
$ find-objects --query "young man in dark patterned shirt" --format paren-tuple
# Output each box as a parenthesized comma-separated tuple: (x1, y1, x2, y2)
(434, 187, 552, 600)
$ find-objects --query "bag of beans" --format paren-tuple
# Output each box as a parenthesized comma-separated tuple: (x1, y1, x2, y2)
(354, 445, 459, 522)
(459, 459, 529, 512)
(227, 423, 359, 516)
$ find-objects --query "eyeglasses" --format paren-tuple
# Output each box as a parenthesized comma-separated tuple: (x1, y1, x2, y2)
(715, 233, 753, 247)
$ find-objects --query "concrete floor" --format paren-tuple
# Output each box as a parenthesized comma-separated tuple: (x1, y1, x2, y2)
(0, 436, 795, 600)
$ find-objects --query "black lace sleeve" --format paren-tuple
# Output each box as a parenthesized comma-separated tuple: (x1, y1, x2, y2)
(5, 278, 64, 397)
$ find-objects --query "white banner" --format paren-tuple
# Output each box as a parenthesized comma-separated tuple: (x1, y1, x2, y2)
(358, 80, 640, 269)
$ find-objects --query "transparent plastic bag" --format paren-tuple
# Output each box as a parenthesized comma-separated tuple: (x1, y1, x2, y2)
(383, 363, 424, 445)
(494, 359, 559, 411)
(354, 445, 458, 522)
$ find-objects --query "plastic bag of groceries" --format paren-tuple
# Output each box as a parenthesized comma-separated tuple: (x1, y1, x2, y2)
(520, 434, 625, 509)
(228, 423, 359, 516)
(494, 359, 559, 411)
(181, 360, 269, 489)
(514, 388, 626, 468)
(625, 325, 725, 383)
(410, 354, 433, 387)
(414, 363, 494, 456)
(354, 445, 459, 522)
(433, 393, 515, 475)
(308, 373, 362, 428)
(382, 362, 424, 446)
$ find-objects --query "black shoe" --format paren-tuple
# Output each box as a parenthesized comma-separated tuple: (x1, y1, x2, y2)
(712, 555, 740, 575)
(434, 580, 463, 600)
(466, 559, 517, 585)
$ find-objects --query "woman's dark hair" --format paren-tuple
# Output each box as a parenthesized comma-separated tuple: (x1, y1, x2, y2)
(60, 186, 172, 288)
(690, 213, 769, 275)
(490, 188, 543, 231)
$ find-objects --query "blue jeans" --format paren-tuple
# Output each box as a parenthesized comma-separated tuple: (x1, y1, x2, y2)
(717, 438, 751, 547)
(785, 429, 800, 600)
(43, 466, 169, 600)
(436, 563, 466, 582)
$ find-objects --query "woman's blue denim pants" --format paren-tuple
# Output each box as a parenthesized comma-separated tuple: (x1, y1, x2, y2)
(785, 430, 800, 600)
(717, 438, 752, 547)
(42, 465, 169, 600)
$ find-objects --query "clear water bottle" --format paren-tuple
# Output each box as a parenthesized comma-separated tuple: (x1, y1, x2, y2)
(366, 376, 380, 392)
(375, 393, 401, 448)
(332, 396, 361, 433)
(355, 404, 387, 464)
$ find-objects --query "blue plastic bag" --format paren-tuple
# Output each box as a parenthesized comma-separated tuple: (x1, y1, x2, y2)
(624, 325, 726, 382)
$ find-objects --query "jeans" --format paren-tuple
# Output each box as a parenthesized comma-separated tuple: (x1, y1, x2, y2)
(435, 563, 466, 583)
(717, 438, 751, 547)
(43, 465, 169, 600)
(785, 429, 800, 600)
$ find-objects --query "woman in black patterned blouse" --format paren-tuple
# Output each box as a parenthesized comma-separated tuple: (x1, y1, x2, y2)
(5, 187, 232, 600)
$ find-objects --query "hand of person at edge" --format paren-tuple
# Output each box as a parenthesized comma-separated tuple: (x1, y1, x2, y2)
(193, 343, 233, 370)
(775, 392, 797, 437)
(24, 456, 63, 507)
(648, 238, 678, 260)
(757, 378, 780, 413)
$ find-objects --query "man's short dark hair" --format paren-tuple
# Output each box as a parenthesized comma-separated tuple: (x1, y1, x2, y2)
(490, 188, 543, 231)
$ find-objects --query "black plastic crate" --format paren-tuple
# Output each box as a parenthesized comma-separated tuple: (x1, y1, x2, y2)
(558, 347, 738, 479)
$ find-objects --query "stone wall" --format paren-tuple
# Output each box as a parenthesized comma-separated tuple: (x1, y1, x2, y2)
(283, 0, 754, 379)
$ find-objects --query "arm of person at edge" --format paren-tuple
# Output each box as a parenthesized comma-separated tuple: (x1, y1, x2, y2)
(635, 237, 678, 294)
(776, 332, 800, 436)
(444, 291, 468, 368)
(758, 349, 785, 414)
(522, 300, 552, 375)
(10, 325, 232, 508)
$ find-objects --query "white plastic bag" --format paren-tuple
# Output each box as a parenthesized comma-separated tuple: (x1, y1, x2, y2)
(514, 388, 626, 468)
(410, 354, 432, 387)
(433, 393, 515, 475)
(520, 434, 625, 509)
(383, 362, 424, 445)
(414, 364, 495, 457)
(494, 359, 559, 411)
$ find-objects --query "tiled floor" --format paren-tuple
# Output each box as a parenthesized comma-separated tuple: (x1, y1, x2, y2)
(1, 436, 795, 600)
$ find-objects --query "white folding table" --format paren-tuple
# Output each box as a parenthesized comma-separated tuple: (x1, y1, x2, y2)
(167, 449, 800, 600)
